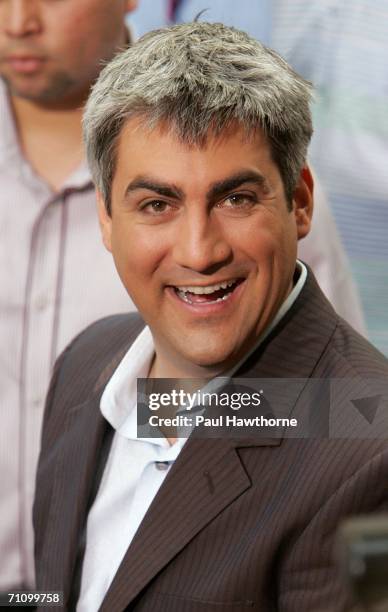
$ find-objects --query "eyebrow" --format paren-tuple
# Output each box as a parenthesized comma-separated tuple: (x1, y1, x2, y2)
(206, 171, 269, 202)
(123, 170, 268, 203)
(124, 176, 184, 200)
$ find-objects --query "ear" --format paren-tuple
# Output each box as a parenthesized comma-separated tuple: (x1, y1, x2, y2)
(96, 189, 113, 253)
(292, 165, 314, 240)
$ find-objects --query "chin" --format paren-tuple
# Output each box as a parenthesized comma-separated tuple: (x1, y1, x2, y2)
(176, 342, 237, 373)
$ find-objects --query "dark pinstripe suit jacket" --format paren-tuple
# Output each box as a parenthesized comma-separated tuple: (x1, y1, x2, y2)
(34, 270, 388, 612)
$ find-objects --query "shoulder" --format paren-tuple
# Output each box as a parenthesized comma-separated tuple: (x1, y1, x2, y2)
(319, 315, 388, 378)
(65, 312, 145, 358)
(62, 311, 145, 366)
(295, 267, 388, 378)
(47, 312, 146, 409)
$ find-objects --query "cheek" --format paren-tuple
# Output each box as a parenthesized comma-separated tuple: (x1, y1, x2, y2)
(44, 23, 87, 67)
(45, 7, 120, 63)
(237, 223, 281, 263)
(110, 224, 167, 282)
(239, 220, 297, 286)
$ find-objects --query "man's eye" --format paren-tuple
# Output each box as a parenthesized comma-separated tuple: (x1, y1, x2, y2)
(221, 194, 257, 208)
(141, 200, 170, 214)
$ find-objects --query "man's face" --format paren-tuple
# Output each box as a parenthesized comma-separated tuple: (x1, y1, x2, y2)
(0, 0, 137, 105)
(99, 119, 313, 376)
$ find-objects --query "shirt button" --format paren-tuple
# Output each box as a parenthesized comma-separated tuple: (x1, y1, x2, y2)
(36, 295, 49, 310)
(155, 461, 170, 471)
(32, 397, 42, 409)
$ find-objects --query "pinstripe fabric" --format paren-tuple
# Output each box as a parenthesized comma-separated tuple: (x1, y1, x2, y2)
(34, 271, 388, 612)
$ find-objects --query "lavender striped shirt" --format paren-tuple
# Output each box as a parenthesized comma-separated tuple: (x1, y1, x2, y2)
(0, 79, 134, 590)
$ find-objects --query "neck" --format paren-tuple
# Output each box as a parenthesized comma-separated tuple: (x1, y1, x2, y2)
(11, 93, 86, 190)
(149, 350, 226, 380)
(12, 93, 85, 132)
(148, 358, 211, 447)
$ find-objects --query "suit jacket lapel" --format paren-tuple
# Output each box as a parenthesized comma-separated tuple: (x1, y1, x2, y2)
(100, 435, 281, 612)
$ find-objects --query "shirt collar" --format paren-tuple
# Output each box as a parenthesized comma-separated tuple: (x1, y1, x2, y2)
(100, 325, 173, 447)
(101, 261, 308, 439)
(0, 78, 20, 167)
(61, 161, 92, 191)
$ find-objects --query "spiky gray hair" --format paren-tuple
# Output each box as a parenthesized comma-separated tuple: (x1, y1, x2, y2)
(83, 21, 313, 213)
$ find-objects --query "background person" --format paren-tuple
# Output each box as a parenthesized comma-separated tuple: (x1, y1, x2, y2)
(0, 0, 138, 594)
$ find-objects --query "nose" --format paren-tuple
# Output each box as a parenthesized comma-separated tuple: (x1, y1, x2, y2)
(2, 0, 41, 38)
(172, 208, 233, 274)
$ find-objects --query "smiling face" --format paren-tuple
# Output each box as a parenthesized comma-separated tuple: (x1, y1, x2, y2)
(98, 119, 313, 378)
(0, 0, 137, 106)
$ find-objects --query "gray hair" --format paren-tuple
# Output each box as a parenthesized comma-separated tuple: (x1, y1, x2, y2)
(83, 21, 313, 213)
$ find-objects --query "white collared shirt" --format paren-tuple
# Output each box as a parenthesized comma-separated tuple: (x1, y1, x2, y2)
(77, 262, 307, 611)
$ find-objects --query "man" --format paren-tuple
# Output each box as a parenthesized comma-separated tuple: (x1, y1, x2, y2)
(34, 23, 388, 611)
(0, 0, 138, 594)
(129, 0, 367, 336)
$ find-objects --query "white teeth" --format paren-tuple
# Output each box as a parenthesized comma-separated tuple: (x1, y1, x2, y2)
(177, 290, 232, 304)
(176, 279, 236, 295)
(177, 290, 192, 303)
